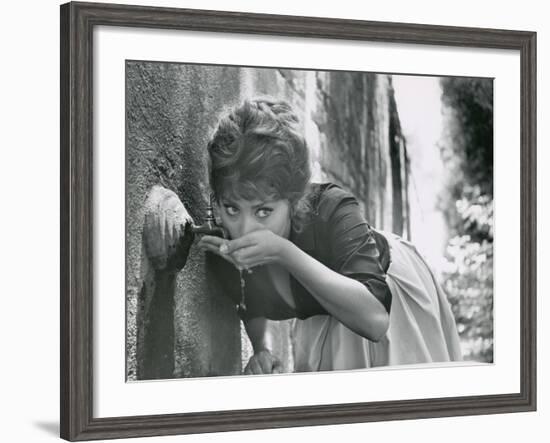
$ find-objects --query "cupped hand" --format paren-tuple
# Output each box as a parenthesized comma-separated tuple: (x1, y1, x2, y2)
(223, 229, 288, 269)
(197, 235, 242, 270)
(198, 229, 288, 271)
(243, 349, 283, 375)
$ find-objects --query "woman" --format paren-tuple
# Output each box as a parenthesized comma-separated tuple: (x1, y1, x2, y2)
(198, 97, 462, 374)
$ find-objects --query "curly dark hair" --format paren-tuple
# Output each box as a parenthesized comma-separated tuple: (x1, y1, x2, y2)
(207, 97, 313, 231)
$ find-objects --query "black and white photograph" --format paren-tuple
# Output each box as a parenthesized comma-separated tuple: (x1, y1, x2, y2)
(125, 62, 494, 381)
(2, 0, 544, 441)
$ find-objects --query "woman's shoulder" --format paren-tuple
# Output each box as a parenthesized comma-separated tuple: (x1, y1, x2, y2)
(308, 183, 391, 273)
(308, 182, 360, 221)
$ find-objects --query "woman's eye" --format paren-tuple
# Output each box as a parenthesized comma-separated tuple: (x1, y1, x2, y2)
(256, 208, 273, 218)
(224, 205, 239, 216)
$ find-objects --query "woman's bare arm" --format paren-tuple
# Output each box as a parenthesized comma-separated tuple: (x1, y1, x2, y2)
(278, 241, 389, 342)
(242, 317, 283, 374)
(199, 230, 390, 342)
(244, 317, 272, 353)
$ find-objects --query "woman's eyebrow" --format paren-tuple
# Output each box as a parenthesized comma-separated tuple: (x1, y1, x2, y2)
(251, 201, 269, 209)
(221, 198, 273, 209)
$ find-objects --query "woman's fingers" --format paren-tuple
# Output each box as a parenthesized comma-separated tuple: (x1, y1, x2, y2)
(198, 237, 244, 269)
(243, 351, 282, 375)
(198, 235, 225, 248)
(199, 232, 276, 269)
(233, 250, 275, 268)
(197, 236, 230, 255)
(198, 242, 220, 254)
(245, 357, 263, 375)
(272, 360, 283, 374)
(230, 245, 260, 262)
(224, 234, 258, 254)
(231, 245, 274, 265)
(258, 351, 276, 373)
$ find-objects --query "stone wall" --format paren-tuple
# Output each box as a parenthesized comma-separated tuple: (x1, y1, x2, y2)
(126, 62, 408, 381)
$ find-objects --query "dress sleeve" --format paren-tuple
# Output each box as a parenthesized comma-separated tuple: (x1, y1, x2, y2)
(322, 189, 393, 314)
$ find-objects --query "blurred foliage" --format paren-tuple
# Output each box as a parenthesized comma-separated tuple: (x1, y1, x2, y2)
(439, 78, 494, 362)
(442, 186, 494, 362)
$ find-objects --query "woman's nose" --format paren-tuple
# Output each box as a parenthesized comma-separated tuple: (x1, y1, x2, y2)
(239, 215, 261, 237)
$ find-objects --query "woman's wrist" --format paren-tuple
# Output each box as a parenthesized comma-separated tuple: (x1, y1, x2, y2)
(254, 347, 272, 355)
(276, 237, 298, 266)
(251, 338, 274, 355)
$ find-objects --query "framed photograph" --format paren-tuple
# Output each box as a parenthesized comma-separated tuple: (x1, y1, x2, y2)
(60, 1, 536, 440)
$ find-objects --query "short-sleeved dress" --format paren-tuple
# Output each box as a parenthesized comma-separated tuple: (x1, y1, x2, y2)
(210, 183, 462, 371)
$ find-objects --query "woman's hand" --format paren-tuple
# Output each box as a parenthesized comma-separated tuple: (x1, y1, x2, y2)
(223, 229, 288, 269)
(197, 235, 242, 269)
(243, 349, 283, 375)
(198, 229, 288, 270)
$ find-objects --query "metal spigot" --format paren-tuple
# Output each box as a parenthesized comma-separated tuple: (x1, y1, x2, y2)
(189, 198, 226, 238)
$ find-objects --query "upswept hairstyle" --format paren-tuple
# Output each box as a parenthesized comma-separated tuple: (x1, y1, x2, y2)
(207, 97, 312, 231)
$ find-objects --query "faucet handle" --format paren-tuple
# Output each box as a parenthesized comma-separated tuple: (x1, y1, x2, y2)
(189, 197, 227, 238)
(189, 220, 226, 238)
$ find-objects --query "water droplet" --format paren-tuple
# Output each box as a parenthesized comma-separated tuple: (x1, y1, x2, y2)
(238, 269, 247, 312)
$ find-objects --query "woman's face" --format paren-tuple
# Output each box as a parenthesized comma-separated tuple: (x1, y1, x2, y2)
(216, 193, 292, 239)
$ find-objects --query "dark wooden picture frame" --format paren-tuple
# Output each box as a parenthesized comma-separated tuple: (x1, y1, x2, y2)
(60, 1, 537, 441)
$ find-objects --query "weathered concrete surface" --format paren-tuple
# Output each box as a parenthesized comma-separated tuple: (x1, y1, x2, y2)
(126, 62, 244, 380)
(126, 62, 408, 380)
